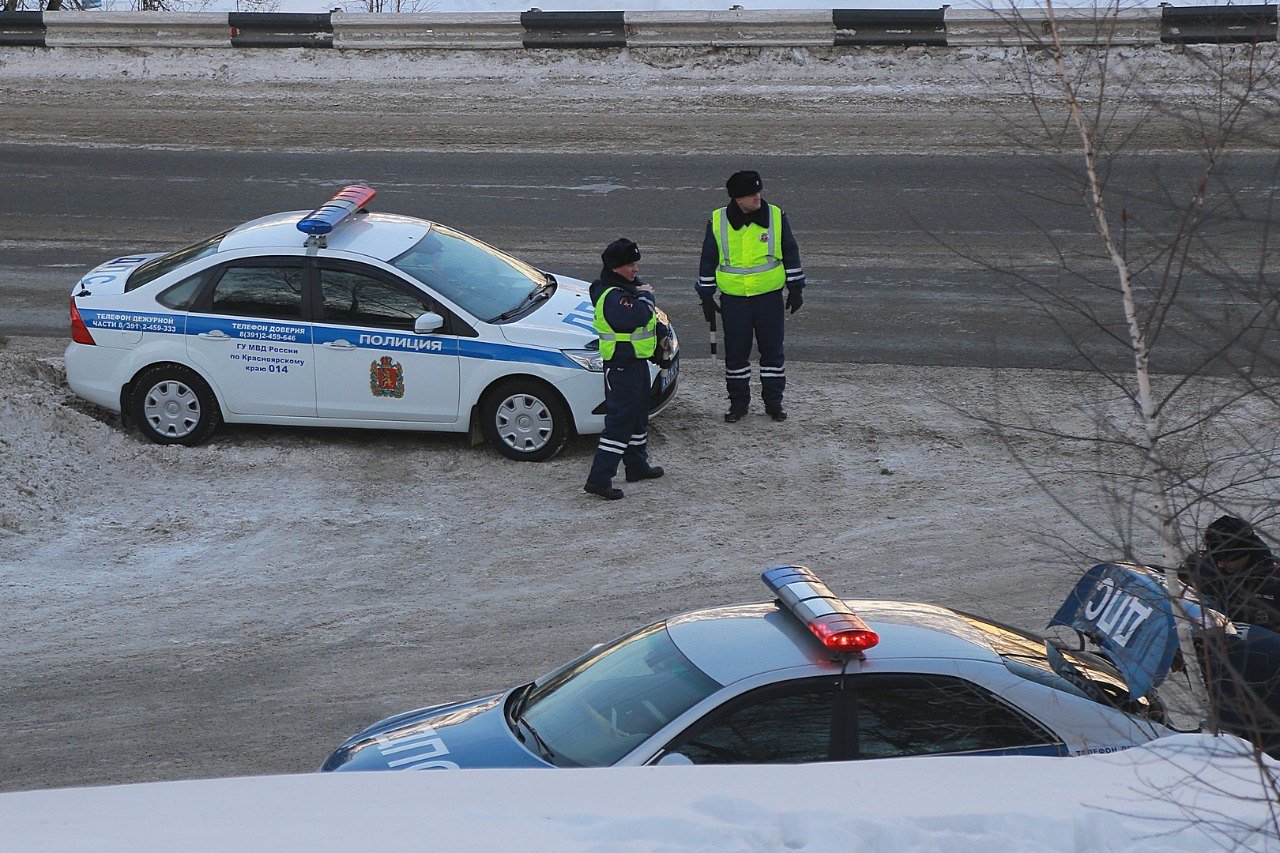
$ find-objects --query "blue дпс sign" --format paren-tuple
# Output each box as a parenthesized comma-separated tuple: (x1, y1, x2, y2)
(1049, 562, 1181, 700)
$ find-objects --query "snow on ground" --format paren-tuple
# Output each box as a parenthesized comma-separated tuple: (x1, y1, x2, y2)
(1, 333, 1274, 791)
(3, 42, 1271, 155)
(0, 735, 1274, 851)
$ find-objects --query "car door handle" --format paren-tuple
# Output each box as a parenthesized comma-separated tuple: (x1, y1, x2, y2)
(323, 340, 355, 350)
(198, 330, 229, 340)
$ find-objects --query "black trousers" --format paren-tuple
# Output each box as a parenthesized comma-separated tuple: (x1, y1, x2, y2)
(721, 289, 785, 408)
(586, 362, 651, 486)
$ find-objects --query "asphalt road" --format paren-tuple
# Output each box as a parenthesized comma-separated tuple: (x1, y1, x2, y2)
(5, 145, 1278, 374)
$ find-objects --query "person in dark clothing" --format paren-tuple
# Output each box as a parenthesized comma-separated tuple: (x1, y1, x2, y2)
(1179, 515, 1280, 628)
(696, 170, 805, 423)
(584, 238, 670, 500)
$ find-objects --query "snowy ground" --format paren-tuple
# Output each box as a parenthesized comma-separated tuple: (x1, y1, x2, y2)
(0, 735, 1275, 851)
(3, 43, 1275, 155)
(2, 332, 1273, 791)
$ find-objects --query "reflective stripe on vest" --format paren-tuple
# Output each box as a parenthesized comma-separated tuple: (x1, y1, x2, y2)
(712, 203, 786, 296)
(593, 286, 658, 360)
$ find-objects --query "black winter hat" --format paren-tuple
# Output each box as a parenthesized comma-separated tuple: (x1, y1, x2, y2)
(601, 238, 641, 269)
(726, 170, 763, 198)
(1205, 515, 1269, 564)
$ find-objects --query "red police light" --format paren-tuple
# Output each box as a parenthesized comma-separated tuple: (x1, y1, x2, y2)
(762, 566, 879, 655)
(809, 615, 880, 652)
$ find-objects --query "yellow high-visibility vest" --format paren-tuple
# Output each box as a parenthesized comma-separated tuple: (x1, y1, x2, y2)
(711, 203, 786, 296)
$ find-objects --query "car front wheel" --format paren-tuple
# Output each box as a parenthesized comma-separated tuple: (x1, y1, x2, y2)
(130, 365, 221, 446)
(480, 379, 568, 462)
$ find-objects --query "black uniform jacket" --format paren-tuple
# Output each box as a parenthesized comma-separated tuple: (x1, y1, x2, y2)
(1179, 549, 1280, 627)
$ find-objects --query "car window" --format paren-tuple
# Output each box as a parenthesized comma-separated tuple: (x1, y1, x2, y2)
(209, 265, 304, 321)
(156, 271, 209, 311)
(518, 622, 721, 768)
(392, 225, 545, 323)
(852, 674, 1056, 759)
(319, 268, 429, 331)
(126, 231, 229, 292)
(669, 683, 837, 765)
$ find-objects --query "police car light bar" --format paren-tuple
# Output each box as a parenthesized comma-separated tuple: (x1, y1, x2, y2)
(762, 566, 879, 653)
(296, 185, 377, 236)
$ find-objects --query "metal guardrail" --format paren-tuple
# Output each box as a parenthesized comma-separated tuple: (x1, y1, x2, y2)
(1162, 4, 1278, 44)
(520, 10, 626, 48)
(228, 11, 333, 48)
(0, 10, 45, 46)
(0, 6, 1276, 51)
(834, 8, 946, 47)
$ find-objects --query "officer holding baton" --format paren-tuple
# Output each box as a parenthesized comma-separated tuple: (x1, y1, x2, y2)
(696, 170, 805, 422)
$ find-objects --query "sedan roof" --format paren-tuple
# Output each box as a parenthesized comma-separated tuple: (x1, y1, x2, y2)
(219, 211, 430, 263)
(665, 599, 1004, 687)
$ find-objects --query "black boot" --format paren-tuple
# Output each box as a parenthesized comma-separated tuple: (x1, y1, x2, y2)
(626, 465, 665, 482)
(584, 482, 624, 500)
(766, 404, 788, 422)
(724, 405, 748, 423)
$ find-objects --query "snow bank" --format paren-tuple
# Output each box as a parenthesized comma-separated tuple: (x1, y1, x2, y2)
(0, 735, 1273, 851)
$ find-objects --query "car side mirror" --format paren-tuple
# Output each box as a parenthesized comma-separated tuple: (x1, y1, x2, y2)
(415, 311, 444, 334)
(655, 752, 694, 766)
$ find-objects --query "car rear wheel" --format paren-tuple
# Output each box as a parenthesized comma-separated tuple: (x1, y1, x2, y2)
(130, 365, 221, 446)
(481, 379, 568, 462)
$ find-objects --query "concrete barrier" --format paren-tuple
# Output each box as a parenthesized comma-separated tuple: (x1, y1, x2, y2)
(625, 10, 834, 48)
(333, 12, 523, 50)
(945, 8, 1163, 47)
(43, 11, 227, 49)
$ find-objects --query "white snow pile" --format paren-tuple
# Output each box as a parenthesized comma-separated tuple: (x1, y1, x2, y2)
(0, 735, 1274, 851)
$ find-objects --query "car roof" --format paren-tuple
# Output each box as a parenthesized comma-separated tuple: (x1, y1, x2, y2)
(665, 599, 1004, 687)
(219, 211, 430, 263)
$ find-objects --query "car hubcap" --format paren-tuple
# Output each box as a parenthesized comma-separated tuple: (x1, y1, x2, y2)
(143, 380, 200, 439)
(496, 393, 552, 452)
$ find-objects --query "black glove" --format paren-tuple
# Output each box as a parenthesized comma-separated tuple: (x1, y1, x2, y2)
(786, 289, 803, 315)
(701, 296, 720, 324)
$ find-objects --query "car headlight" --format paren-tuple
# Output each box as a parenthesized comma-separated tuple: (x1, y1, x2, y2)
(563, 348, 605, 372)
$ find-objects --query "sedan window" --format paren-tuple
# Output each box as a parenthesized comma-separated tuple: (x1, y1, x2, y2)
(516, 622, 720, 768)
(852, 674, 1057, 759)
(392, 225, 546, 323)
(667, 682, 838, 765)
(319, 268, 429, 331)
(209, 265, 304, 321)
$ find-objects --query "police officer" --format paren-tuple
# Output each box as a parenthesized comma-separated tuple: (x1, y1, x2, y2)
(697, 170, 805, 422)
(584, 238, 669, 500)
(1179, 515, 1280, 627)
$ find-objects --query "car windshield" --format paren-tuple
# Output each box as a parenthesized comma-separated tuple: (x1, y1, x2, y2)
(956, 611, 1165, 721)
(125, 230, 229, 292)
(391, 225, 546, 322)
(515, 622, 721, 767)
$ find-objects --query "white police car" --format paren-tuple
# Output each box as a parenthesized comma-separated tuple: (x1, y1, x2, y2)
(64, 186, 679, 461)
(320, 567, 1172, 773)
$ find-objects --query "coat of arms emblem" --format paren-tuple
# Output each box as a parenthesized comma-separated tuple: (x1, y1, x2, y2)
(370, 356, 405, 398)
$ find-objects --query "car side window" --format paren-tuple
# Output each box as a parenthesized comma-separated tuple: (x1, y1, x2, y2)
(319, 267, 430, 331)
(852, 674, 1057, 759)
(156, 270, 209, 311)
(209, 265, 304, 321)
(667, 682, 838, 765)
